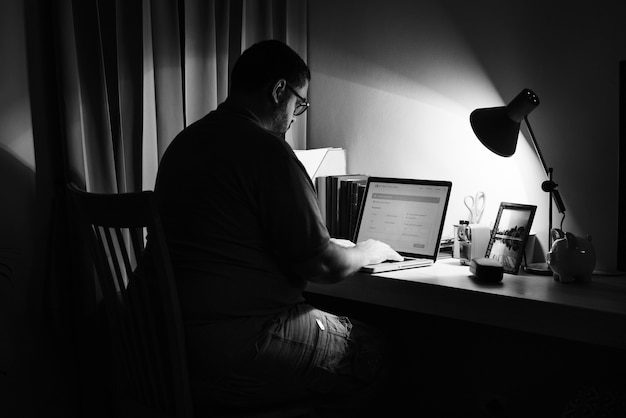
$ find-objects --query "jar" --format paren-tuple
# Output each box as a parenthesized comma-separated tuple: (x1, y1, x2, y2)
(457, 220, 471, 265)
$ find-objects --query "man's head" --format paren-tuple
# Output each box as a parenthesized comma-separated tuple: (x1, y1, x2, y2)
(230, 40, 310, 135)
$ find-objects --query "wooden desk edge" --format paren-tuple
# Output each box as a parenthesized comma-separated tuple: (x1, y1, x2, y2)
(305, 260, 626, 350)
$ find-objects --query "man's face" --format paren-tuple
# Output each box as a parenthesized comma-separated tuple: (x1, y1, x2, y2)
(270, 81, 309, 136)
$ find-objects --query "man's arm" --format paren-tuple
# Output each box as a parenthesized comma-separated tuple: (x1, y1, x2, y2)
(291, 239, 403, 284)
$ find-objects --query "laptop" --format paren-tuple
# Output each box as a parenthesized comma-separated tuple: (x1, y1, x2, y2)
(353, 177, 452, 273)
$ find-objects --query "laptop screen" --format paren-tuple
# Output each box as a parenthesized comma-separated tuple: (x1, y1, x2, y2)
(353, 177, 452, 259)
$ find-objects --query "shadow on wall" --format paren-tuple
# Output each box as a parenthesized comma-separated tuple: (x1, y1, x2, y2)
(0, 143, 36, 264)
(0, 143, 36, 417)
(0, 142, 36, 282)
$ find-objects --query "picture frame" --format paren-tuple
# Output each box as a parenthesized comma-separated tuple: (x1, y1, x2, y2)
(485, 202, 537, 274)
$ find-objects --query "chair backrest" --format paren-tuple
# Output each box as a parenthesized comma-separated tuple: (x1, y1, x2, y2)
(66, 183, 194, 418)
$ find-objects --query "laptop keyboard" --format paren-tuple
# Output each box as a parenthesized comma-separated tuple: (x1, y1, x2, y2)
(382, 256, 416, 263)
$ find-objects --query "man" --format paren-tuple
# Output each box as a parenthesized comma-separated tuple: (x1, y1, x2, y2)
(152, 40, 402, 414)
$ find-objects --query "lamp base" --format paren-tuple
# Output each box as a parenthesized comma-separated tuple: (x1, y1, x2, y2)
(525, 262, 553, 276)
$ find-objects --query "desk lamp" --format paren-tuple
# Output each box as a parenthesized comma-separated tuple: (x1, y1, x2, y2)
(470, 88, 566, 274)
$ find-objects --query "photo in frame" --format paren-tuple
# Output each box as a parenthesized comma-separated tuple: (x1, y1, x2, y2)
(485, 202, 537, 274)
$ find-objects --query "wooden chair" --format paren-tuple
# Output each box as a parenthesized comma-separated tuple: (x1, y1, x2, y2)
(67, 183, 194, 418)
(67, 183, 313, 418)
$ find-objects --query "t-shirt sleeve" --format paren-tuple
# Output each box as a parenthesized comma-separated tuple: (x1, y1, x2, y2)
(257, 141, 330, 263)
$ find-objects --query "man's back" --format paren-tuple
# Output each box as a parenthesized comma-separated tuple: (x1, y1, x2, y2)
(153, 101, 330, 381)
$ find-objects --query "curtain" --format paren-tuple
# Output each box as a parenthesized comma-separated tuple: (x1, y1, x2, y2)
(24, 2, 307, 411)
(55, 0, 308, 194)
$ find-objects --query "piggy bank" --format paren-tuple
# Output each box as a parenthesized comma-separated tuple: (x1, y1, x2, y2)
(546, 229, 596, 283)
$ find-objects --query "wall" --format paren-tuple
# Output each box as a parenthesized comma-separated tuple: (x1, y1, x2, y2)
(0, 1, 73, 416)
(0, 0, 36, 413)
(308, 0, 626, 271)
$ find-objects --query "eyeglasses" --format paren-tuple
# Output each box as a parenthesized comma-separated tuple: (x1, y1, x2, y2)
(286, 84, 310, 116)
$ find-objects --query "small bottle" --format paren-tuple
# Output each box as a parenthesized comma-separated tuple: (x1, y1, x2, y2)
(458, 220, 471, 265)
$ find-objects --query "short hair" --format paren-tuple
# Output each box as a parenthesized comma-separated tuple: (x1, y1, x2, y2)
(230, 40, 310, 93)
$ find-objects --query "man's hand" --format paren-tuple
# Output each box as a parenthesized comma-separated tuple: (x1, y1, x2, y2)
(354, 239, 403, 265)
(330, 238, 356, 248)
(293, 238, 403, 284)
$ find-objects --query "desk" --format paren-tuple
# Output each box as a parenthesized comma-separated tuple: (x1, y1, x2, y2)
(305, 258, 626, 350)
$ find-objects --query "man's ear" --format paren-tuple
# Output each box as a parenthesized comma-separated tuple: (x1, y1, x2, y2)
(271, 79, 288, 105)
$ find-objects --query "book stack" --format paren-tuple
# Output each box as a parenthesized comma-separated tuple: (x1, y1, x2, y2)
(316, 175, 368, 240)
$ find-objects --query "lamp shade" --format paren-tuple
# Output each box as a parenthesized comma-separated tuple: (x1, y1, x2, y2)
(470, 89, 540, 157)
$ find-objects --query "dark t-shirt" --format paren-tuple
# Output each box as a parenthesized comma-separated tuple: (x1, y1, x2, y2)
(153, 102, 330, 380)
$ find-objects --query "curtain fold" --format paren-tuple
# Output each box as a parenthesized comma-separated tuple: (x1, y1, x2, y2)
(55, 0, 308, 195)
(116, 0, 146, 193)
(150, 0, 186, 163)
(184, 0, 219, 125)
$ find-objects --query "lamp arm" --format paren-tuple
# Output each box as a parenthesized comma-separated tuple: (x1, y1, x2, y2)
(523, 117, 566, 215)
(523, 116, 549, 177)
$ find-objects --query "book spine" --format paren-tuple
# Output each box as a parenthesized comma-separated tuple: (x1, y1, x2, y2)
(315, 176, 327, 224)
(350, 182, 367, 240)
(325, 175, 369, 238)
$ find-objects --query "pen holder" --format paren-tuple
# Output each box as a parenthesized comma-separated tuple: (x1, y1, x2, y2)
(457, 223, 490, 265)
(454, 221, 469, 260)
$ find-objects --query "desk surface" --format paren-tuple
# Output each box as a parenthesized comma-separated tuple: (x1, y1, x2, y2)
(305, 258, 626, 349)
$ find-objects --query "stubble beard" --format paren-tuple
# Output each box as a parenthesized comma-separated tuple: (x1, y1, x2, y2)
(270, 102, 292, 136)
